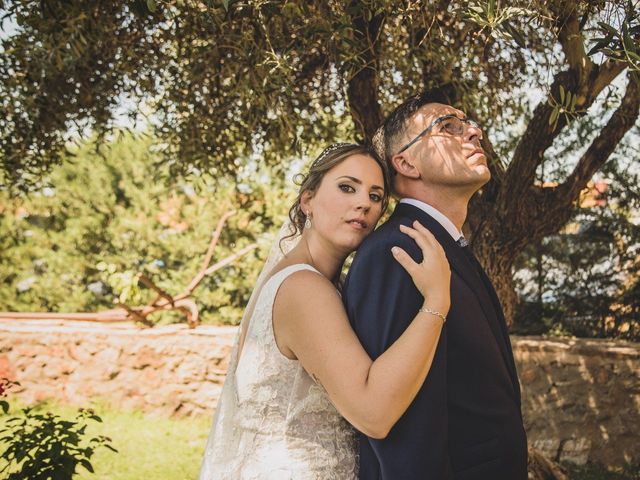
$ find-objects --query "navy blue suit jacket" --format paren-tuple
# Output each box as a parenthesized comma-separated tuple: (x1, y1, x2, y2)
(343, 203, 528, 480)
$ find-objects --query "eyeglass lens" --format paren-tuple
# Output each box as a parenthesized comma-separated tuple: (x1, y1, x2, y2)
(440, 116, 465, 135)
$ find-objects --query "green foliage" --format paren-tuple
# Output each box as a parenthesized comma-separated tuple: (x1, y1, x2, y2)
(564, 462, 640, 480)
(0, 379, 116, 480)
(0, 0, 617, 184)
(513, 156, 640, 341)
(460, 0, 534, 48)
(588, 2, 640, 74)
(0, 408, 116, 480)
(1, 399, 211, 480)
(96, 262, 145, 306)
(548, 85, 584, 131)
(0, 133, 295, 325)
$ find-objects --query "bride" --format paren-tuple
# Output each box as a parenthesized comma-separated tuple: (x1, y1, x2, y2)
(200, 143, 451, 479)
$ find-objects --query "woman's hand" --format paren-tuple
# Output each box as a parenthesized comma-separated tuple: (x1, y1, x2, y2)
(392, 221, 451, 313)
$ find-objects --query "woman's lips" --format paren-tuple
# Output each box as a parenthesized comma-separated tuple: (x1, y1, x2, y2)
(347, 219, 368, 230)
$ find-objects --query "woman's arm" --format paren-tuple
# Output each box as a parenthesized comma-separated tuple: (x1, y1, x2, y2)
(274, 222, 450, 439)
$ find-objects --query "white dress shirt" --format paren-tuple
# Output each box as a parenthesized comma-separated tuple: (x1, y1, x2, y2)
(399, 198, 462, 241)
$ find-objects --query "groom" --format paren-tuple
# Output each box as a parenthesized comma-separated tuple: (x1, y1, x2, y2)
(343, 92, 528, 479)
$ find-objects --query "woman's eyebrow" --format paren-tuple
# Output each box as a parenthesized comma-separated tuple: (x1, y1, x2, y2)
(336, 175, 362, 183)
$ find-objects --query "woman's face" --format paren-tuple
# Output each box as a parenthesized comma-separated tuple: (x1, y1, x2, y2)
(302, 153, 386, 254)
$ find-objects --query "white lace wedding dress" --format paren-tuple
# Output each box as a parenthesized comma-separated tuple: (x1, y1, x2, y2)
(199, 264, 358, 480)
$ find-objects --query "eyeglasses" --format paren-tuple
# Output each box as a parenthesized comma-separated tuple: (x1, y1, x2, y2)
(396, 114, 482, 155)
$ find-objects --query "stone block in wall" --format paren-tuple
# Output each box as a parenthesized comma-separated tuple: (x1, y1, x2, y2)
(558, 437, 591, 465)
(532, 438, 561, 461)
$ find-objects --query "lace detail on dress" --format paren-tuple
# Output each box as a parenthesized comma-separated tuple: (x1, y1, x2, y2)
(200, 264, 357, 480)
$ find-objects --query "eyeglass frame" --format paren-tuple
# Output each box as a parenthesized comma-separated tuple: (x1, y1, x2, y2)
(395, 114, 481, 155)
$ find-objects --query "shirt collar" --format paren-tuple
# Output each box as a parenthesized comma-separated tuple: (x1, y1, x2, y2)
(399, 198, 462, 241)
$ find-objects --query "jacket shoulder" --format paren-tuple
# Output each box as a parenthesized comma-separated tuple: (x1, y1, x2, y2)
(356, 215, 419, 258)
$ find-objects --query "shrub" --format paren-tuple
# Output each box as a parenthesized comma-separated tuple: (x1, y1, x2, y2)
(0, 378, 117, 480)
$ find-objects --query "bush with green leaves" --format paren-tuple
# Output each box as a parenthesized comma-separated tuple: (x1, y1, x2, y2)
(0, 133, 296, 325)
(0, 378, 118, 480)
(0, 409, 117, 480)
(513, 157, 640, 341)
(0, 378, 18, 415)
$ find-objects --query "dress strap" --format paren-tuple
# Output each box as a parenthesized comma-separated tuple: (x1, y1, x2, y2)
(268, 263, 321, 287)
(255, 263, 323, 327)
(260, 263, 323, 335)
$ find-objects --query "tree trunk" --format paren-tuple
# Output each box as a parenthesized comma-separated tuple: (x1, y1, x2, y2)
(345, 3, 384, 141)
(470, 210, 523, 328)
(483, 253, 519, 329)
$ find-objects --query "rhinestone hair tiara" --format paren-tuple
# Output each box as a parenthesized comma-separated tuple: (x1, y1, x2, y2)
(309, 142, 359, 168)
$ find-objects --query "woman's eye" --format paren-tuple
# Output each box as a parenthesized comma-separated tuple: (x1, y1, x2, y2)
(370, 193, 382, 202)
(339, 184, 355, 193)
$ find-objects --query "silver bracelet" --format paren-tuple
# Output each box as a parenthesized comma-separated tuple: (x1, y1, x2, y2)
(418, 307, 446, 323)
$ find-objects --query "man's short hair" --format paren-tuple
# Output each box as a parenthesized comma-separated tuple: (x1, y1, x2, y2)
(378, 90, 452, 171)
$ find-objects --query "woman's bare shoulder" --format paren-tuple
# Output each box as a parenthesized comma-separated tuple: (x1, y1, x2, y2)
(273, 265, 338, 307)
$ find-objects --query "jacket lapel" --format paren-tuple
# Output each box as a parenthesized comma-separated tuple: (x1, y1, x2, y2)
(475, 267, 521, 402)
(393, 204, 520, 400)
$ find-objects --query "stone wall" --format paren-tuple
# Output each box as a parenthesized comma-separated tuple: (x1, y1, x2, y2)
(0, 319, 637, 470)
(0, 319, 236, 417)
(514, 336, 639, 470)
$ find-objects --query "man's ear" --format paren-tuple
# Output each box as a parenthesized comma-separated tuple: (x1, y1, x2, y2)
(391, 154, 421, 179)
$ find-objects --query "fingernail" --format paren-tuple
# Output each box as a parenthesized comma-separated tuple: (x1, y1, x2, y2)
(391, 247, 400, 255)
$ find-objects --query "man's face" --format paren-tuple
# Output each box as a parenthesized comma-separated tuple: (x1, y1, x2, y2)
(403, 103, 490, 192)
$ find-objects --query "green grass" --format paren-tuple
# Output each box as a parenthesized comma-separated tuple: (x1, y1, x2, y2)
(0, 399, 212, 480)
(564, 463, 639, 480)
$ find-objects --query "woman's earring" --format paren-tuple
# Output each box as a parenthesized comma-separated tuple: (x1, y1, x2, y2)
(304, 212, 312, 229)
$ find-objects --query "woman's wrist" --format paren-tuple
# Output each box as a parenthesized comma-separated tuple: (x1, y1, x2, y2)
(421, 294, 450, 313)
(418, 305, 447, 323)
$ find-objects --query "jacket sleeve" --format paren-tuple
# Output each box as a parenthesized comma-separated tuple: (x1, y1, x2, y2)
(343, 225, 450, 479)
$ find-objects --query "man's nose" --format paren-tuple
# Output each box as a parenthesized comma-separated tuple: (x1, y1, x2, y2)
(465, 122, 483, 144)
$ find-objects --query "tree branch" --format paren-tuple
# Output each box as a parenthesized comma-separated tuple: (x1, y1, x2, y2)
(417, 1, 469, 96)
(501, 0, 630, 212)
(555, 75, 640, 208)
(115, 303, 154, 327)
(555, 0, 594, 82)
(503, 74, 640, 243)
(184, 209, 236, 293)
(592, 60, 629, 95)
(502, 61, 627, 214)
(176, 242, 259, 301)
(346, 2, 385, 141)
(139, 274, 175, 307)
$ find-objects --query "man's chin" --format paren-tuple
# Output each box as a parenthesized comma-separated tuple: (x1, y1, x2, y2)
(471, 164, 491, 180)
